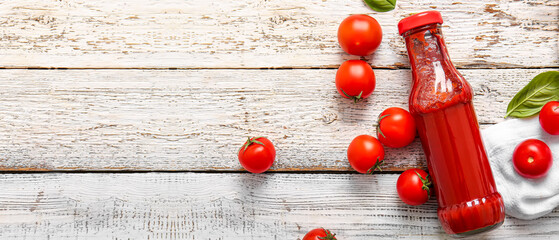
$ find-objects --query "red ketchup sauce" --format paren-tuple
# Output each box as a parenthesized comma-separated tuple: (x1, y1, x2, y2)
(398, 11, 505, 236)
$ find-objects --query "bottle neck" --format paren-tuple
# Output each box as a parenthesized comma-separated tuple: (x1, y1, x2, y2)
(402, 24, 472, 114)
(403, 24, 456, 84)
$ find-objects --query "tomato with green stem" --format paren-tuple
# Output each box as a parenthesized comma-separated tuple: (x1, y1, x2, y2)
(539, 101, 559, 135)
(347, 135, 385, 174)
(303, 228, 337, 240)
(513, 139, 553, 179)
(377, 107, 416, 148)
(397, 169, 432, 206)
(238, 137, 276, 174)
(335, 60, 376, 103)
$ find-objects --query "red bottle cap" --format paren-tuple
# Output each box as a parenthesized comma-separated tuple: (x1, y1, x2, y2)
(398, 11, 443, 36)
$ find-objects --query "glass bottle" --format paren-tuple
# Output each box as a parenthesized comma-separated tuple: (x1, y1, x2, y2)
(398, 11, 505, 236)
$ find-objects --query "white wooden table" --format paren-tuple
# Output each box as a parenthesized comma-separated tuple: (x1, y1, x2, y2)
(0, 0, 557, 239)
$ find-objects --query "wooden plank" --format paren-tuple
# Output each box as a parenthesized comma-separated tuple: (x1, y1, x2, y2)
(0, 0, 557, 69)
(0, 173, 556, 239)
(0, 68, 553, 171)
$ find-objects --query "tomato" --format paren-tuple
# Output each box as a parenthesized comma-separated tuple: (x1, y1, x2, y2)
(513, 139, 553, 179)
(303, 228, 337, 240)
(377, 107, 416, 148)
(337, 14, 382, 56)
(539, 101, 559, 135)
(335, 60, 376, 102)
(238, 137, 276, 173)
(396, 169, 432, 206)
(347, 135, 385, 174)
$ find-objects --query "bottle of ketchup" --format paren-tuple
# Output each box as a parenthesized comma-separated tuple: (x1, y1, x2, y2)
(398, 11, 505, 236)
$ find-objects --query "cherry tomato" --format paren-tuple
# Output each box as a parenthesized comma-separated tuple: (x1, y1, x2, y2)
(539, 101, 559, 135)
(335, 60, 376, 102)
(513, 139, 553, 179)
(396, 169, 432, 206)
(303, 228, 337, 240)
(347, 135, 385, 174)
(337, 14, 382, 56)
(377, 107, 417, 148)
(238, 137, 276, 173)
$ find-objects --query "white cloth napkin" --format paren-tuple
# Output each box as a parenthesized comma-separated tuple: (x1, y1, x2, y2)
(482, 117, 559, 220)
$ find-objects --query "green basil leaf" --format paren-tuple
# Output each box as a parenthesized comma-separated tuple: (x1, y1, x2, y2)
(363, 0, 396, 12)
(505, 71, 559, 118)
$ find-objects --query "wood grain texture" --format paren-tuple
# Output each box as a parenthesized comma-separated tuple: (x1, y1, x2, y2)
(0, 173, 557, 239)
(0, 0, 557, 69)
(0, 68, 554, 171)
